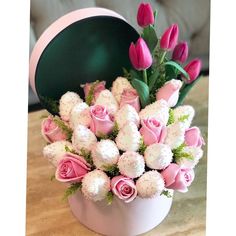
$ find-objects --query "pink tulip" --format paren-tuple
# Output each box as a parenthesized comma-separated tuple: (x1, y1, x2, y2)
(120, 88, 141, 112)
(129, 37, 152, 70)
(90, 104, 114, 136)
(137, 3, 155, 27)
(41, 116, 67, 143)
(160, 24, 179, 51)
(55, 152, 91, 183)
(140, 118, 167, 145)
(156, 79, 182, 107)
(183, 59, 202, 83)
(185, 127, 205, 148)
(161, 163, 194, 193)
(172, 41, 189, 63)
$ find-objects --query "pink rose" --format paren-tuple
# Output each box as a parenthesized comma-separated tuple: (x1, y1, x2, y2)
(185, 127, 205, 148)
(111, 175, 137, 203)
(156, 79, 182, 107)
(90, 105, 114, 136)
(120, 88, 141, 112)
(140, 118, 167, 146)
(161, 163, 194, 192)
(83, 81, 106, 104)
(55, 152, 91, 183)
(41, 116, 67, 143)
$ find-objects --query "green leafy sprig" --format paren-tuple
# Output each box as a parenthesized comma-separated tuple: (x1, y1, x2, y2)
(161, 190, 172, 198)
(106, 191, 114, 205)
(172, 143, 194, 163)
(167, 108, 175, 126)
(63, 182, 82, 200)
(53, 116, 73, 140)
(85, 80, 100, 106)
(97, 122, 119, 141)
(80, 148, 94, 167)
(139, 138, 147, 155)
(102, 164, 120, 177)
(178, 114, 190, 122)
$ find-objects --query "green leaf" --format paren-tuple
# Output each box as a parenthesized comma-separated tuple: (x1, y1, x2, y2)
(164, 61, 189, 80)
(178, 114, 190, 122)
(63, 182, 82, 200)
(172, 143, 194, 163)
(53, 116, 73, 141)
(161, 190, 172, 198)
(165, 64, 178, 80)
(167, 108, 175, 126)
(80, 148, 94, 167)
(130, 69, 143, 81)
(148, 69, 159, 91)
(131, 78, 150, 108)
(106, 191, 114, 205)
(176, 76, 203, 106)
(39, 95, 59, 114)
(142, 25, 158, 52)
(85, 80, 100, 106)
(102, 164, 120, 177)
(139, 138, 147, 155)
(153, 10, 158, 26)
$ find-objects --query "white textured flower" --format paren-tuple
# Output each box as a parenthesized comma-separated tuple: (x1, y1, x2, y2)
(136, 171, 165, 198)
(69, 102, 91, 129)
(173, 105, 195, 129)
(115, 122, 141, 152)
(111, 76, 133, 102)
(115, 104, 140, 129)
(139, 100, 169, 125)
(43, 141, 73, 167)
(165, 122, 185, 149)
(95, 89, 118, 114)
(59, 92, 83, 121)
(72, 125, 97, 152)
(92, 140, 120, 170)
(176, 146, 204, 168)
(82, 170, 110, 201)
(118, 151, 145, 178)
(144, 143, 173, 170)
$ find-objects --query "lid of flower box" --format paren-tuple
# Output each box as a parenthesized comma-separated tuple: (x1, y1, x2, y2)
(29, 8, 139, 114)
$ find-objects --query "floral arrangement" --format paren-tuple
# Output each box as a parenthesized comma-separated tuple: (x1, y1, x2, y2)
(41, 2, 204, 204)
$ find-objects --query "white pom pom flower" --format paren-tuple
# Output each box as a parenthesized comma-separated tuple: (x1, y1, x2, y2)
(173, 105, 195, 129)
(69, 102, 91, 129)
(176, 146, 204, 169)
(118, 151, 145, 178)
(82, 170, 110, 201)
(144, 143, 173, 170)
(43, 141, 73, 167)
(115, 104, 140, 129)
(139, 100, 169, 125)
(59, 92, 82, 121)
(111, 76, 133, 102)
(92, 140, 120, 170)
(72, 125, 97, 152)
(95, 89, 118, 114)
(136, 171, 165, 198)
(115, 122, 141, 152)
(165, 122, 185, 149)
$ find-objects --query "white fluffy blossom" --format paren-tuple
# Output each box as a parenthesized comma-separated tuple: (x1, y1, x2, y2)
(115, 104, 140, 129)
(59, 92, 82, 121)
(115, 122, 141, 152)
(136, 171, 165, 198)
(139, 100, 169, 125)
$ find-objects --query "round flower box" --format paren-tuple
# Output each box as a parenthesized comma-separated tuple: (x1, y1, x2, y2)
(68, 191, 173, 236)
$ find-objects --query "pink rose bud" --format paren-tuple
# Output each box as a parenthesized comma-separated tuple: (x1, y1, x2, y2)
(90, 104, 114, 136)
(172, 41, 189, 63)
(137, 3, 155, 27)
(83, 81, 106, 104)
(129, 37, 152, 70)
(111, 175, 137, 203)
(160, 24, 179, 51)
(55, 152, 91, 183)
(161, 163, 194, 193)
(140, 118, 167, 146)
(156, 79, 182, 107)
(120, 88, 141, 112)
(183, 58, 202, 83)
(41, 116, 67, 143)
(185, 127, 205, 148)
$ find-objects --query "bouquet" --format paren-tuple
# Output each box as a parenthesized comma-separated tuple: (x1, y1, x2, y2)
(41, 2, 204, 205)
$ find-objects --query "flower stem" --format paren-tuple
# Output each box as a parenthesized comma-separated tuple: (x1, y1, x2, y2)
(160, 51, 167, 65)
(143, 69, 148, 84)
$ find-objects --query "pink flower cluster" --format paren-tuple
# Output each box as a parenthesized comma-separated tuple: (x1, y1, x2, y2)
(41, 75, 205, 203)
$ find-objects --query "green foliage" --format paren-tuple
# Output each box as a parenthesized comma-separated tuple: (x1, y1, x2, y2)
(63, 182, 82, 200)
(167, 108, 175, 126)
(139, 138, 147, 155)
(106, 191, 114, 205)
(85, 80, 100, 106)
(97, 122, 119, 141)
(80, 148, 94, 167)
(39, 95, 59, 114)
(53, 116, 73, 140)
(161, 190, 172, 198)
(172, 143, 194, 163)
(103, 164, 120, 177)
(164, 61, 189, 80)
(178, 114, 190, 122)
(148, 69, 159, 92)
(142, 25, 158, 53)
(131, 78, 150, 108)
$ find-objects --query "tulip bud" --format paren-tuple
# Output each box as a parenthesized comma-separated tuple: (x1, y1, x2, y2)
(137, 3, 155, 27)
(160, 24, 179, 51)
(172, 41, 189, 63)
(129, 37, 152, 70)
(183, 59, 202, 83)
